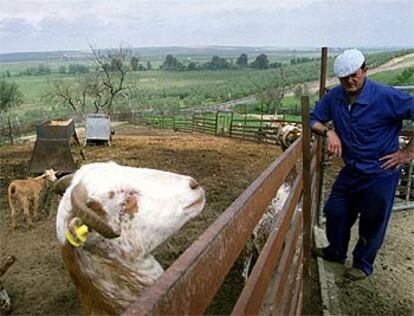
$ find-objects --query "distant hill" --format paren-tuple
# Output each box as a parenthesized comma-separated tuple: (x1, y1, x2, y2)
(130, 46, 318, 57)
(0, 46, 321, 63)
(1, 46, 412, 63)
(0, 51, 90, 63)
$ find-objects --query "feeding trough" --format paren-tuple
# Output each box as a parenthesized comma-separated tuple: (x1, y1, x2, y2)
(84, 114, 111, 146)
(27, 119, 80, 174)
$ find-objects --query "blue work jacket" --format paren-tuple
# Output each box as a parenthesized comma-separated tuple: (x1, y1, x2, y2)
(310, 79, 414, 176)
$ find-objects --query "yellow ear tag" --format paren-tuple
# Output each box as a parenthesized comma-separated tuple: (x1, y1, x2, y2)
(65, 224, 89, 247)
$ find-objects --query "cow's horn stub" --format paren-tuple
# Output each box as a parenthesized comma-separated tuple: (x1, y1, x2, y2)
(53, 174, 74, 196)
(71, 183, 120, 239)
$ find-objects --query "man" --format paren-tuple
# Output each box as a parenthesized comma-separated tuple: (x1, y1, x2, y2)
(310, 49, 414, 280)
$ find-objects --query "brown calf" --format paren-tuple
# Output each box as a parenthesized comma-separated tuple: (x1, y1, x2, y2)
(8, 169, 57, 229)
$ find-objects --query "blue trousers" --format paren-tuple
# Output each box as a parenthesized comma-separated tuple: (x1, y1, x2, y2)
(324, 166, 399, 275)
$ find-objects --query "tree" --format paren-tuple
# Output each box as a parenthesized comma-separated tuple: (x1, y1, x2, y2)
(290, 57, 313, 65)
(146, 61, 152, 71)
(58, 66, 66, 74)
(37, 64, 51, 75)
(0, 80, 23, 144)
(187, 61, 198, 71)
(393, 68, 414, 85)
(270, 61, 282, 69)
(68, 64, 89, 74)
(259, 70, 285, 114)
(161, 54, 184, 71)
(207, 55, 230, 70)
(47, 44, 131, 115)
(293, 84, 304, 98)
(236, 53, 248, 68)
(162, 54, 177, 70)
(251, 54, 269, 69)
(130, 56, 139, 71)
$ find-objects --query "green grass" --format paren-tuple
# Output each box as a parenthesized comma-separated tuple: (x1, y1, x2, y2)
(369, 68, 414, 86)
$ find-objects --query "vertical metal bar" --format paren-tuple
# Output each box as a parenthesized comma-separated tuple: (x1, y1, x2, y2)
(301, 95, 312, 314)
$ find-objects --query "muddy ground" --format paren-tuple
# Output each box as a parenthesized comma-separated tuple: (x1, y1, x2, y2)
(0, 124, 282, 315)
(0, 124, 412, 315)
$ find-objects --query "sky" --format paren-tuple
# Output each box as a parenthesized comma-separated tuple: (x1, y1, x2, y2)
(0, 0, 413, 54)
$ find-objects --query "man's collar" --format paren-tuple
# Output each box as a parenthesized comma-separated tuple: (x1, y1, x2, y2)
(355, 79, 371, 105)
(336, 79, 372, 105)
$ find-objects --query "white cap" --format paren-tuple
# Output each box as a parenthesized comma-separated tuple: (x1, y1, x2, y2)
(334, 49, 365, 78)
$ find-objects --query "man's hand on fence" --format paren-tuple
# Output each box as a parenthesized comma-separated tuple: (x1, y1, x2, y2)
(326, 130, 342, 158)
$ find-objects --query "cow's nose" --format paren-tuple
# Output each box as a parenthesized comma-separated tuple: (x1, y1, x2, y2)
(189, 179, 200, 190)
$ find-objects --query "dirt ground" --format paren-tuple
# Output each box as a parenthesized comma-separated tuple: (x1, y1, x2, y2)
(0, 124, 281, 315)
(318, 158, 414, 315)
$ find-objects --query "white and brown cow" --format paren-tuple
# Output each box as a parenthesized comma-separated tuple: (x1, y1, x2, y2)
(55, 162, 205, 315)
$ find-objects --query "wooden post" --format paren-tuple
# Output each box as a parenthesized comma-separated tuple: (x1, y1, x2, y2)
(319, 47, 328, 99)
(7, 115, 14, 145)
(301, 96, 312, 314)
(215, 111, 219, 135)
(318, 47, 329, 225)
(192, 112, 195, 133)
(244, 104, 247, 139)
(229, 112, 234, 136)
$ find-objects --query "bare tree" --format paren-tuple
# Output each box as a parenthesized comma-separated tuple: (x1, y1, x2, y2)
(259, 70, 286, 115)
(0, 80, 23, 144)
(47, 44, 131, 116)
(293, 83, 309, 98)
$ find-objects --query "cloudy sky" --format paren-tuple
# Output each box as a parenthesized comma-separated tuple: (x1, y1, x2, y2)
(0, 0, 413, 53)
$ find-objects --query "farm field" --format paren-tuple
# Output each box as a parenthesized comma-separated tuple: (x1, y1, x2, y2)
(1, 49, 412, 127)
(0, 125, 282, 315)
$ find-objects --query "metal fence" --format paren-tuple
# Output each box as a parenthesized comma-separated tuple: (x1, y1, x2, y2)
(123, 97, 321, 315)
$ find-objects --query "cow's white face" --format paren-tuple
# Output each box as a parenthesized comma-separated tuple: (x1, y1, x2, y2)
(56, 162, 205, 254)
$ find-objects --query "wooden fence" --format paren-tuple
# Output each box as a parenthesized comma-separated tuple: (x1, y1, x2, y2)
(121, 97, 321, 315)
(111, 111, 301, 147)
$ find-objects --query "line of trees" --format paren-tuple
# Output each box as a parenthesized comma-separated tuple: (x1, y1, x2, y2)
(13, 59, 151, 77)
(289, 57, 315, 65)
(4, 53, 316, 78)
(20, 64, 52, 76)
(17, 63, 90, 76)
(161, 53, 284, 71)
(130, 56, 152, 71)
